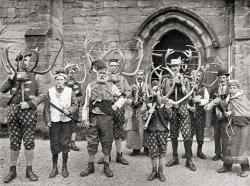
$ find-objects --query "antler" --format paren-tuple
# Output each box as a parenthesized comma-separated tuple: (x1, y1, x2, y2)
(0, 51, 13, 74)
(78, 56, 87, 84)
(33, 29, 64, 74)
(121, 37, 144, 76)
(4, 45, 17, 73)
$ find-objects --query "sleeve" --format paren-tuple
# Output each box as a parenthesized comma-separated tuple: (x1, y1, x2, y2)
(67, 91, 78, 114)
(42, 92, 51, 125)
(82, 84, 91, 121)
(112, 84, 126, 109)
(200, 87, 209, 106)
(27, 75, 45, 110)
(0, 77, 15, 93)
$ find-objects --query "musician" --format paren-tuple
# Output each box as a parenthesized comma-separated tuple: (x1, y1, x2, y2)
(43, 70, 78, 178)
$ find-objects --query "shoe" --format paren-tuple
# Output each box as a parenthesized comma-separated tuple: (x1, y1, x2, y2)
(147, 167, 157, 181)
(165, 157, 179, 167)
(80, 162, 94, 177)
(158, 166, 166, 182)
(217, 166, 232, 173)
(212, 154, 222, 161)
(3, 166, 16, 183)
(240, 171, 249, 177)
(26, 166, 38, 181)
(70, 141, 80, 151)
(116, 152, 129, 165)
(197, 151, 207, 159)
(103, 162, 114, 177)
(130, 149, 140, 156)
(62, 165, 69, 178)
(185, 159, 196, 171)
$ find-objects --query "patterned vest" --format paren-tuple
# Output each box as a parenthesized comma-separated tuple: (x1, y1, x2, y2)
(49, 86, 72, 122)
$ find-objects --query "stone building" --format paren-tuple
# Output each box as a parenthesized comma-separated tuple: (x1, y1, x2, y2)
(0, 0, 250, 133)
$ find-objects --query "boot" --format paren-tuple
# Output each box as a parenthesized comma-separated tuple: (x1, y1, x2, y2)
(240, 171, 249, 177)
(184, 140, 196, 171)
(158, 166, 166, 182)
(217, 166, 232, 173)
(166, 138, 179, 167)
(70, 141, 80, 151)
(49, 154, 58, 178)
(181, 152, 193, 159)
(3, 166, 17, 183)
(240, 163, 249, 177)
(103, 162, 114, 177)
(197, 144, 207, 159)
(80, 162, 94, 177)
(212, 154, 222, 161)
(62, 152, 69, 178)
(147, 167, 157, 181)
(26, 166, 38, 181)
(97, 156, 111, 164)
(130, 149, 140, 156)
(185, 159, 196, 171)
(116, 152, 129, 165)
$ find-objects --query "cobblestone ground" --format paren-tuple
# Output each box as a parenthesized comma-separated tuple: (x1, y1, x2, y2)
(0, 138, 249, 186)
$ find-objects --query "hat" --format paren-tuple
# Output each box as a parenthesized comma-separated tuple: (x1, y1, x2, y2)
(54, 70, 67, 79)
(170, 57, 182, 65)
(64, 63, 79, 74)
(108, 58, 119, 63)
(217, 69, 230, 76)
(151, 80, 159, 87)
(228, 79, 240, 88)
(92, 59, 107, 72)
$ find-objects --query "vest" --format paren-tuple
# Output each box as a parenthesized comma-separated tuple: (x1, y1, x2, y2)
(89, 81, 114, 102)
(9, 73, 38, 104)
(49, 86, 72, 122)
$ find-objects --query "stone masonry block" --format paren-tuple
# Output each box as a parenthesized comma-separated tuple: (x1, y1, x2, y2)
(104, 0, 118, 8)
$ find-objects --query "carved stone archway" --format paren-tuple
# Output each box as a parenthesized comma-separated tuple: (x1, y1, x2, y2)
(135, 6, 220, 66)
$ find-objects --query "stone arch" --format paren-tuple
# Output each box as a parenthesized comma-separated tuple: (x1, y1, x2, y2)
(135, 6, 220, 65)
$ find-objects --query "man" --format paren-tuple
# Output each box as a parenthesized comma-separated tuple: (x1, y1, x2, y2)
(204, 69, 230, 161)
(80, 59, 126, 177)
(64, 63, 83, 151)
(97, 58, 130, 165)
(163, 51, 196, 171)
(1, 50, 44, 183)
(183, 70, 209, 159)
(43, 70, 78, 178)
(126, 69, 148, 156)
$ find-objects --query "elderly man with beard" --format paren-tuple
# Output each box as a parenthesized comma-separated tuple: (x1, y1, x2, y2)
(1, 50, 44, 183)
(80, 59, 126, 177)
(97, 58, 131, 165)
(43, 70, 78, 178)
(64, 63, 83, 151)
(126, 69, 149, 156)
(163, 49, 196, 171)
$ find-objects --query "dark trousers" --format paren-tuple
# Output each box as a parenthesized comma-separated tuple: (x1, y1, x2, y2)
(49, 121, 74, 154)
(213, 119, 226, 155)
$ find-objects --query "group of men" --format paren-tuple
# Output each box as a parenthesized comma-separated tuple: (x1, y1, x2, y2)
(1, 47, 250, 184)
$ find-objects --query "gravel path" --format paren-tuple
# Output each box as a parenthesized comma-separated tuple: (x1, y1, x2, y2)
(0, 138, 249, 186)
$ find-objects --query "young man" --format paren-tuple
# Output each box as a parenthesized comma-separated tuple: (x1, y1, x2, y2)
(64, 63, 83, 151)
(43, 70, 78, 178)
(216, 79, 250, 177)
(126, 70, 148, 156)
(97, 58, 131, 165)
(141, 81, 171, 182)
(80, 59, 126, 177)
(1, 50, 44, 183)
(163, 56, 196, 171)
(204, 69, 230, 161)
(183, 70, 209, 159)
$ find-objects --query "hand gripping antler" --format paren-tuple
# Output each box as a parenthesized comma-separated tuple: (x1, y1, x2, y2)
(32, 29, 63, 74)
(169, 46, 202, 105)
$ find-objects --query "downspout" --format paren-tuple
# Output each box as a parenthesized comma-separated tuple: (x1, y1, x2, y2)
(228, 0, 235, 79)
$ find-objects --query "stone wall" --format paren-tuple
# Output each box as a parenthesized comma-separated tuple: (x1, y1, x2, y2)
(0, 0, 249, 138)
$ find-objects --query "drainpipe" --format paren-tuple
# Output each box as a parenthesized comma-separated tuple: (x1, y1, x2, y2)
(228, 0, 235, 79)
